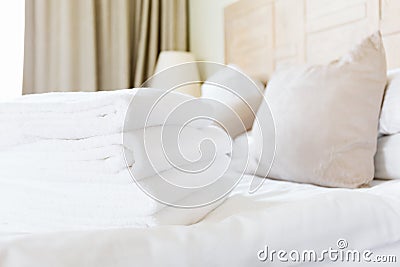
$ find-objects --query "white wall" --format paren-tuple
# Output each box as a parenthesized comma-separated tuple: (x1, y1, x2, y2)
(189, 0, 238, 63)
(0, 0, 25, 101)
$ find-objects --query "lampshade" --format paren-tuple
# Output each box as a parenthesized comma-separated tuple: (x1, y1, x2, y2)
(150, 51, 201, 97)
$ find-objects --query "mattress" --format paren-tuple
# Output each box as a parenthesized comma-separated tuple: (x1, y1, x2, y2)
(0, 176, 399, 267)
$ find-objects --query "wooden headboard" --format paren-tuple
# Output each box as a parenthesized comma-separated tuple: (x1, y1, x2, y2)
(225, 0, 400, 83)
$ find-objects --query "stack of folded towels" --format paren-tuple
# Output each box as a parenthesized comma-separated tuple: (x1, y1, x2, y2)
(375, 69, 400, 180)
(0, 88, 233, 233)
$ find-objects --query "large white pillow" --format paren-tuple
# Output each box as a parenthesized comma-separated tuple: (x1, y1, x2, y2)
(201, 64, 264, 137)
(252, 32, 387, 188)
(379, 69, 400, 135)
(375, 134, 400, 179)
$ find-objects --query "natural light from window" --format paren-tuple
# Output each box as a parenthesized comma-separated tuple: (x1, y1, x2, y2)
(0, 0, 25, 101)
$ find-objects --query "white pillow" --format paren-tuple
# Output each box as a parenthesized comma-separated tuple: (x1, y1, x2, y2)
(252, 32, 387, 188)
(379, 69, 400, 135)
(201, 64, 264, 137)
(375, 134, 400, 179)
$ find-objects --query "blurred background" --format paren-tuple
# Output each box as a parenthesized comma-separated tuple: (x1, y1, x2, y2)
(0, 0, 238, 100)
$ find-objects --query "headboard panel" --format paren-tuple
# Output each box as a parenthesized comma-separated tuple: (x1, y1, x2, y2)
(306, 0, 379, 64)
(224, 0, 275, 83)
(225, 0, 400, 82)
(380, 0, 400, 69)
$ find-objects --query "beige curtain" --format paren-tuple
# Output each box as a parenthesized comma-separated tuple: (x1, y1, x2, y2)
(23, 0, 188, 94)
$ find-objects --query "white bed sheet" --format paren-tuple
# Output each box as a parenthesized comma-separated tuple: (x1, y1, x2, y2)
(0, 175, 399, 267)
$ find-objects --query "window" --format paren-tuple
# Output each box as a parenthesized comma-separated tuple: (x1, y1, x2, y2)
(0, 0, 25, 101)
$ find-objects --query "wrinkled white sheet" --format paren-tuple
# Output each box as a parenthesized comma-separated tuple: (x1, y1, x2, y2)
(0, 176, 399, 267)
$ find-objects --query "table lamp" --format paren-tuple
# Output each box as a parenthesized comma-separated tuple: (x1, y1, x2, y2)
(150, 51, 201, 97)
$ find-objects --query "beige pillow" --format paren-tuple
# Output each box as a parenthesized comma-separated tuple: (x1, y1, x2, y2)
(252, 32, 387, 188)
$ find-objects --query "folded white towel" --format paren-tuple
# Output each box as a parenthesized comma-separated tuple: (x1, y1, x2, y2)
(0, 124, 231, 176)
(0, 176, 230, 232)
(0, 154, 234, 227)
(0, 90, 132, 147)
(0, 134, 133, 174)
(0, 89, 213, 148)
(0, 88, 233, 229)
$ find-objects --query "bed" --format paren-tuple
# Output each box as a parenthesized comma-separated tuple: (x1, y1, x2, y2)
(1, 0, 400, 266)
(1, 173, 400, 266)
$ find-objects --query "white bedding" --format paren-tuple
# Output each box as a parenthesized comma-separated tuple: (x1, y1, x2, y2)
(0, 176, 399, 267)
(1, 90, 399, 266)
